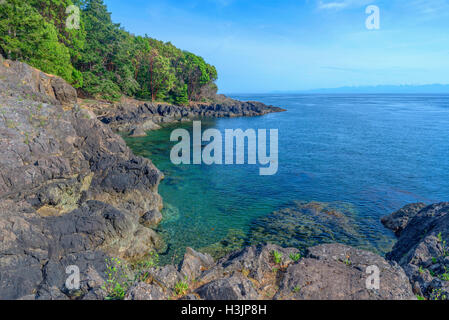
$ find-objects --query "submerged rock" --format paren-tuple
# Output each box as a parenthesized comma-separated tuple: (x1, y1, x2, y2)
(199, 229, 247, 260)
(248, 201, 393, 255)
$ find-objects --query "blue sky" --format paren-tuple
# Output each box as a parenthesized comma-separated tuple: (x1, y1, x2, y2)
(104, 0, 449, 93)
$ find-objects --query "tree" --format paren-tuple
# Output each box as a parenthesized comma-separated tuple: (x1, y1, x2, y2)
(0, 0, 78, 84)
(0, 0, 219, 103)
(182, 51, 218, 101)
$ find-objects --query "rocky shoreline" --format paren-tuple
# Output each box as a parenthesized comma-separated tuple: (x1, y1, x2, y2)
(0, 57, 448, 300)
(81, 95, 285, 137)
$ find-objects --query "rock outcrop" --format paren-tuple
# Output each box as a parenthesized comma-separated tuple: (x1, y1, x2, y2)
(126, 244, 415, 300)
(0, 57, 163, 299)
(383, 203, 449, 300)
(0, 55, 77, 105)
(89, 97, 285, 136)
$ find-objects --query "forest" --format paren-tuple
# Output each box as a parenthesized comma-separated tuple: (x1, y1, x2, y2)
(0, 0, 218, 104)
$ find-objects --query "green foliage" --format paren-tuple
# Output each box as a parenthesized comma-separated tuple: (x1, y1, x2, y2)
(174, 278, 189, 296)
(440, 273, 449, 282)
(419, 266, 426, 274)
(289, 253, 301, 262)
(437, 232, 448, 257)
(430, 288, 448, 301)
(102, 257, 131, 300)
(271, 250, 283, 264)
(439, 266, 449, 282)
(416, 295, 425, 301)
(0, 0, 218, 102)
(0, 0, 79, 84)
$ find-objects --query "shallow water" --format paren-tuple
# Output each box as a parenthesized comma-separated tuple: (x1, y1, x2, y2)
(125, 94, 449, 264)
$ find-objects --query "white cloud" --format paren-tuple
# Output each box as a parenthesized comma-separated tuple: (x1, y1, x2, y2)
(317, 0, 374, 10)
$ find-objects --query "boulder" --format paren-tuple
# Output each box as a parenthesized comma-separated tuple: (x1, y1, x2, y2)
(180, 247, 214, 281)
(381, 203, 427, 236)
(195, 275, 259, 300)
(140, 210, 163, 228)
(274, 244, 415, 300)
(125, 283, 167, 300)
(0, 57, 77, 105)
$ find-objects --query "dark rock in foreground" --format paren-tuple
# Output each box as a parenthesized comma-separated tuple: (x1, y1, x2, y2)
(383, 202, 449, 300)
(126, 244, 415, 300)
(0, 57, 163, 299)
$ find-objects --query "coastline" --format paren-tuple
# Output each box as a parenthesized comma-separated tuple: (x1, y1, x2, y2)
(0, 57, 448, 300)
(79, 95, 286, 137)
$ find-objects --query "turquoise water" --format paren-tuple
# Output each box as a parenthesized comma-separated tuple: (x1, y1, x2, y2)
(125, 94, 449, 264)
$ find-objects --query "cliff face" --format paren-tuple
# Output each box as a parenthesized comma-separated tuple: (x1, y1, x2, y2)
(0, 56, 164, 299)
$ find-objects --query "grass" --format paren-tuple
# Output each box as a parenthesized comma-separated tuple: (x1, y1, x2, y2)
(440, 273, 449, 281)
(174, 278, 189, 296)
(131, 251, 160, 283)
(272, 250, 283, 264)
(289, 253, 301, 262)
(23, 132, 30, 145)
(437, 232, 448, 257)
(102, 257, 131, 300)
(439, 266, 449, 282)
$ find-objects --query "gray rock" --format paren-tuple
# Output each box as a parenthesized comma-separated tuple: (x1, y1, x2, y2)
(381, 203, 427, 236)
(98, 99, 285, 135)
(384, 202, 449, 299)
(0, 56, 77, 105)
(150, 265, 184, 290)
(140, 210, 163, 228)
(195, 275, 259, 300)
(199, 243, 299, 284)
(0, 59, 164, 299)
(275, 243, 415, 300)
(125, 283, 167, 300)
(180, 247, 214, 281)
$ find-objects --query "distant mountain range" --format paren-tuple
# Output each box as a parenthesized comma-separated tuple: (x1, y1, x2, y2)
(273, 84, 449, 94)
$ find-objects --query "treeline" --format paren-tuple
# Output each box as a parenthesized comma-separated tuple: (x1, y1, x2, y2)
(0, 0, 218, 104)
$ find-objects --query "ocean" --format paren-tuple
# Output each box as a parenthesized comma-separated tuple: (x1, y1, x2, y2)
(125, 94, 449, 264)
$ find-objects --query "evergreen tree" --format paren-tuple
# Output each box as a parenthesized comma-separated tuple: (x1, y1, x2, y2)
(0, 0, 219, 103)
(0, 0, 78, 84)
